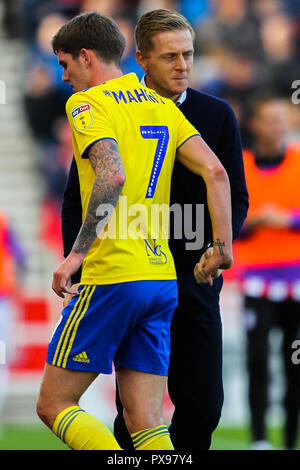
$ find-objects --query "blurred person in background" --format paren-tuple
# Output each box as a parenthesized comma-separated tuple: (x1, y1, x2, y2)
(20, 0, 81, 46)
(22, 13, 75, 253)
(137, 0, 179, 16)
(259, 12, 300, 97)
(250, 0, 283, 19)
(79, 1, 144, 76)
(188, 0, 266, 146)
(235, 92, 300, 450)
(80, 0, 125, 16)
(114, 14, 144, 78)
(199, 46, 264, 147)
(194, 0, 261, 57)
(250, 0, 284, 21)
(23, 13, 72, 145)
(20, 1, 83, 209)
(61, 8, 248, 450)
(1, 0, 21, 39)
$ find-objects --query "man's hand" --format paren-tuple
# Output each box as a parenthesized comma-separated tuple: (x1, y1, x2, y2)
(194, 246, 232, 286)
(63, 283, 81, 308)
(52, 253, 84, 299)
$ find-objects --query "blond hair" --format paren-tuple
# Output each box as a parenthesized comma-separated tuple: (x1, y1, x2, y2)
(135, 9, 195, 54)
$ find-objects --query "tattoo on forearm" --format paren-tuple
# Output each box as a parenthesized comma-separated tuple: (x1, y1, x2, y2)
(72, 139, 124, 255)
(214, 238, 225, 255)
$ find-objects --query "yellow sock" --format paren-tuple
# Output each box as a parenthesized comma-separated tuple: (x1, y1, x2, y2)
(52, 405, 122, 450)
(131, 425, 174, 450)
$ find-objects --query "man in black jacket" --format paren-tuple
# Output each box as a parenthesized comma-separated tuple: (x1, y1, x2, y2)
(61, 9, 248, 450)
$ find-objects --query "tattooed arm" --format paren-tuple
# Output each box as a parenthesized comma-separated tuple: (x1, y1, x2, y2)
(52, 139, 125, 298)
(72, 139, 125, 255)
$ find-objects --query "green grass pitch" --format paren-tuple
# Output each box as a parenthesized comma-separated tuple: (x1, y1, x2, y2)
(0, 425, 299, 450)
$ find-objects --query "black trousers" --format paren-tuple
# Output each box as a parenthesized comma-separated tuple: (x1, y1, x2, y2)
(243, 295, 300, 449)
(113, 273, 224, 450)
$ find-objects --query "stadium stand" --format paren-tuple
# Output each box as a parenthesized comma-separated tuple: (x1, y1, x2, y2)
(0, 3, 61, 424)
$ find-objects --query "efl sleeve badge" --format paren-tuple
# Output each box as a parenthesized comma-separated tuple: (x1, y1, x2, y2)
(71, 103, 93, 131)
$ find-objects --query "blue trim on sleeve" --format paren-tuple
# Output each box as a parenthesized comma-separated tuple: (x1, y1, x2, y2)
(176, 133, 201, 150)
(81, 137, 118, 159)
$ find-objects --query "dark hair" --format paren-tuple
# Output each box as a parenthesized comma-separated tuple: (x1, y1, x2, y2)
(52, 12, 125, 65)
(135, 9, 195, 55)
(246, 89, 286, 118)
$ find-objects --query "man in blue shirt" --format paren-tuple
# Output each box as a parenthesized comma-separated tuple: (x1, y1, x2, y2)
(61, 9, 248, 450)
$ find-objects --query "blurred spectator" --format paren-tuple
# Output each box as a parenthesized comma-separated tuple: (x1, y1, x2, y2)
(80, 0, 123, 16)
(287, 101, 300, 142)
(250, 0, 284, 20)
(137, 0, 179, 16)
(21, 12, 75, 252)
(20, 0, 81, 46)
(235, 92, 300, 450)
(40, 118, 73, 202)
(259, 12, 300, 96)
(23, 13, 72, 143)
(116, 15, 144, 78)
(1, 0, 21, 39)
(194, 0, 261, 56)
(195, 46, 265, 147)
(22, 12, 74, 248)
(38, 117, 73, 254)
(202, 47, 261, 100)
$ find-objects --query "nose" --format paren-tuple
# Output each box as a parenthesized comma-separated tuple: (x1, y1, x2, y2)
(175, 55, 187, 71)
(62, 69, 69, 83)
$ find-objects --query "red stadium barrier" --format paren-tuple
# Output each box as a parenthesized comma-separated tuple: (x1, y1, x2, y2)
(9, 296, 50, 374)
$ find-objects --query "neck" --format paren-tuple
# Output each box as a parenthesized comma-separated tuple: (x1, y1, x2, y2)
(89, 63, 123, 87)
(255, 140, 285, 158)
(144, 74, 181, 103)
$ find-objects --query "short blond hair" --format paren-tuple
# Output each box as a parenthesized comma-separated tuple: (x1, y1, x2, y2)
(135, 9, 195, 55)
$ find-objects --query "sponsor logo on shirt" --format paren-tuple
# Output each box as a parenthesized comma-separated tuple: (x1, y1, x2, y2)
(144, 239, 167, 265)
(72, 102, 93, 130)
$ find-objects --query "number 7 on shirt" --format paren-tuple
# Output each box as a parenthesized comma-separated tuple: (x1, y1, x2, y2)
(140, 126, 169, 199)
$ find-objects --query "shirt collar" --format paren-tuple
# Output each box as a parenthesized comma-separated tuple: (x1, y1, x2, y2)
(141, 74, 187, 107)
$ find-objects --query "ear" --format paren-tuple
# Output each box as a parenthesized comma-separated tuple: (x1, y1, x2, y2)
(136, 50, 148, 72)
(80, 48, 92, 67)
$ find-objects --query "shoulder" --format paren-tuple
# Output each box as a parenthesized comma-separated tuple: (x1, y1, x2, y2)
(182, 88, 240, 140)
(66, 87, 108, 124)
(185, 87, 235, 116)
(66, 90, 90, 114)
(66, 86, 103, 108)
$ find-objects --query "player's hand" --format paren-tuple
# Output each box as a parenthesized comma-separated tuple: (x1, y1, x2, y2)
(194, 247, 232, 286)
(52, 253, 84, 299)
(63, 283, 81, 308)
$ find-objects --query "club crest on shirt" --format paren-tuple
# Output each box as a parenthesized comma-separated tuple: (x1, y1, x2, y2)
(71, 103, 93, 130)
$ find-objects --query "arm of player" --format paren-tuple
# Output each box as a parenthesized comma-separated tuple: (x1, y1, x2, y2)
(52, 139, 125, 298)
(176, 135, 233, 285)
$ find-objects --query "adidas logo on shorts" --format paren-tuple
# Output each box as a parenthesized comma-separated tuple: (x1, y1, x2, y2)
(73, 351, 90, 363)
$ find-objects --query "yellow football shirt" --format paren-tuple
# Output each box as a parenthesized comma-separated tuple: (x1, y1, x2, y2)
(65, 73, 200, 285)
